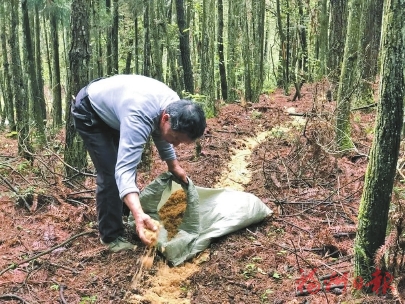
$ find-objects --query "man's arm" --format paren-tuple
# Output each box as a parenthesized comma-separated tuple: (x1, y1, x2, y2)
(166, 159, 188, 184)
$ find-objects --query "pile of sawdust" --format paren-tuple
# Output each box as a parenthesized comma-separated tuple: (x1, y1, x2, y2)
(158, 189, 187, 239)
(126, 260, 200, 303)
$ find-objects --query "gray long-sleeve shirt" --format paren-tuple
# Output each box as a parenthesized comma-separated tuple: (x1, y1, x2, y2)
(87, 75, 179, 199)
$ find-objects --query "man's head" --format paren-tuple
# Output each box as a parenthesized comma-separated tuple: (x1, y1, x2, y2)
(160, 99, 206, 146)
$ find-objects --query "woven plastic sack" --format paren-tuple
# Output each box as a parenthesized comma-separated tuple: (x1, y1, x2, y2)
(129, 172, 272, 266)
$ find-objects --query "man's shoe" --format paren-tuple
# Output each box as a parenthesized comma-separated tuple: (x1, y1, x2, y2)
(100, 236, 136, 252)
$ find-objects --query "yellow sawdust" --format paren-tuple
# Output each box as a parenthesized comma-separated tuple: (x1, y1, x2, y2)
(215, 131, 272, 190)
(158, 189, 187, 239)
(125, 254, 208, 304)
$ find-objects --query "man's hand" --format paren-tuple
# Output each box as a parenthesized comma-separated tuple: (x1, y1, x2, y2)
(166, 159, 188, 184)
(133, 212, 158, 246)
(123, 192, 158, 246)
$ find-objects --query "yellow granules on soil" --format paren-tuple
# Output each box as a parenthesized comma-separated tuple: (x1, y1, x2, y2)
(158, 189, 188, 239)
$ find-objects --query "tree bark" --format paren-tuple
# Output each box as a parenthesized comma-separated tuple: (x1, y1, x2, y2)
(21, 0, 45, 141)
(105, 0, 112, 75)
(49, 4, 62, 128)
(112, 0, 119, 75)
(226, 0, 238, 102)
(0, 2, 16, 131)
(34, 2, 47, 122)
(327, 0, 348, 96)
(335, 0, 362, 151)
(355, 0, 383, 107)
(354, 0, 404, 288)
(200, 0, 215, 113)
(176, 0, 194, 94)
(10, 0, 33, 161)
(64, 0, 91, 178)
(217, 0, 227, 100)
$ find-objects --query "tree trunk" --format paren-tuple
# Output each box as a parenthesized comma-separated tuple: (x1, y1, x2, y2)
(176, 0, 194, 94)
(354, 0, 404, 288)
(43, 14, 53, 88)
(241, 1, 252, 103)
(21, 0, 45, 141)
(134, 17, 139, 74)
(327, 0, 348, 96)
(317, 0, 328, 79)
(124, 38, 134, 74)
(64, 0, 91, 178)
(0, 73, 5, 128)
(34, 2, 47, 122)
(50, 8, 62, 128)
(106, 0, 112, 75)
(297, 0, 308, 75)
(253, 0, 265, 102)
(112, 0, 119, 75)
(355, 0, 383, 107)
(226, 0, 238, 102)
(150, 0, 164, 81)
(143, 2, 151, 77)
(0, 2, 16, 131)
(166, 1, 181, 92)
(276, 0, 289, 94)
(217, 0, 227, 100)
(10, 0, 33, 162)
(335, 0, 362, 151)
(200, 0, 216, 113)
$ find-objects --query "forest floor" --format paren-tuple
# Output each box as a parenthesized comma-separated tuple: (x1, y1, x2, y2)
(1, 81, 404, 304)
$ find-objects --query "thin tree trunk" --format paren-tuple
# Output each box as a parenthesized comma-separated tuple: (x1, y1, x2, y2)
(134, 17, 139, 74)
(21, 0, 45, 141)
(43, 14, 53, 88)
(150, 0, 164, 81)
(34, 2, 47, 122)
(176, 0, 194, 94)
(217, 0, 227, 100)
(335, 0, 362, 150)
(241, 1, 252, 103)
(143, 2, 151, 77)
(276, 0, 288, 94)
(64, 0, 91, 178)
(317, 0, 328, 78)
(112, 0, 119, 74)
(50, 9, 62, 127)
(227, 0, 238, 102)
(327, 0, 348, 97)
(106, 0, 112, 75)
(10, 0, 33, 161)
(355, 0, 383, 107)
(200, 0, 215, 113)
(124, 38, 134, 74)
(0, 2, 16, 131)
(0, 73, 5, 127)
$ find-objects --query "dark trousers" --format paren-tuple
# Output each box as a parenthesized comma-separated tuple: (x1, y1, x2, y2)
(71, 86, 124, 243)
